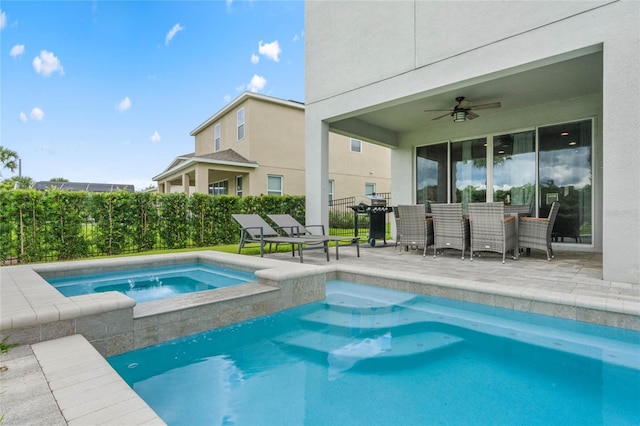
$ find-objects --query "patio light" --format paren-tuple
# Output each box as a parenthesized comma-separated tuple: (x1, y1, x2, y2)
(453, 110, 467, 122)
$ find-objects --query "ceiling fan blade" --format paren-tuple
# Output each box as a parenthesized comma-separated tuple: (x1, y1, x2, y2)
(458, 100, 472, 109)
(431, 112, 452, 121)
(466, 112, 480, 120)
(424, 108, 454, 112)
(470, 102, 501, 111)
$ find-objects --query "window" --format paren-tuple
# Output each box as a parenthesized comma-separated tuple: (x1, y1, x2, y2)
(365, 183, 375, 196)
(236, 176, 243, 197)
(267, 175, 283, 195)
(209, 180, 228, 195)
(214, 123, 221, 152)
(350, 138, 362, 153)
(328, 179, 335, 205)
(237, 108, 245, 141)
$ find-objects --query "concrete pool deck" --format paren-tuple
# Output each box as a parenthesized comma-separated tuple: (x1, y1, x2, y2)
(1, 245, 639, 424)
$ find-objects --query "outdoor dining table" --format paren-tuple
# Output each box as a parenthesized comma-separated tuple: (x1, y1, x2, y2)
(503, 205, 532, 259)
(426, 204, 530, 260)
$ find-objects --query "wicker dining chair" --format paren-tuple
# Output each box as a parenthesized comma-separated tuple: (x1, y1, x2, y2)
(431, 203, 470, 260)
(393, 206, 401, 247)
(468, 202, 516, 263)
(518, 201, 561, 260)
(397, 204, 433, 256)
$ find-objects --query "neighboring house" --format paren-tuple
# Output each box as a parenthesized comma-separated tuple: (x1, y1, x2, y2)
(153, 92, 390, 200)
(33, 181, 135, 192)
(304, 2, 639, 285)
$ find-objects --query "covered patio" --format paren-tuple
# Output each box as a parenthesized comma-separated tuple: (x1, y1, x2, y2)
(304, 1, 640, 286)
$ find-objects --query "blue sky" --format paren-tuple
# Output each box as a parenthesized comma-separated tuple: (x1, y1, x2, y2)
(1, 0, 305, 190)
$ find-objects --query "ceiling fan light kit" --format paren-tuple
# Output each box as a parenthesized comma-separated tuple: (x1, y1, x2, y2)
(425, 96, 502, 123)
(453, 110, 467, 122)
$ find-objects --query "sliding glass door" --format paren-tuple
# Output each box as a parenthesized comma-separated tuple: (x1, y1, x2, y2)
(492, 130, 536, 213)
(416, 143, 447, 205)
(450, 138, 487, 211)
(538, 120, 592, 244)
(415, 119, 593, 245)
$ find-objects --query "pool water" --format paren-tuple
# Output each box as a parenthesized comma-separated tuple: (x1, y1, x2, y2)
(47, 263, 256, 303)
(108, 281, 640, 425)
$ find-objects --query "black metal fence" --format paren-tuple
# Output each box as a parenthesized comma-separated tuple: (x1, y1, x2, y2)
(328, 192, 391, 238)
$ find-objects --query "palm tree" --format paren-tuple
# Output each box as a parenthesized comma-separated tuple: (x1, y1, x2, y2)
(0, 146, 19, 177)
(1, 175, 34, 190)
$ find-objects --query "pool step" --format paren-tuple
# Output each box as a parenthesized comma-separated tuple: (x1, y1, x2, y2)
(323, 292, 418, 314)
(299, 306, 427, 331)
(273, 329, 463, 373)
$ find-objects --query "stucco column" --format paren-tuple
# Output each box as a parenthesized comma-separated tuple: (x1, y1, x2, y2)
(390, 148, 413, 205)
(602, 16, 640, 284)
(182, 173, 190, 194)
(194, 165, 209, 194)
(305, 118, 329, 228)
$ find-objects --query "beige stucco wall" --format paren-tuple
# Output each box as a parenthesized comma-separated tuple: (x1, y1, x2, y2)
(184, 94, 390, 197)
(328, 134, 390, 199)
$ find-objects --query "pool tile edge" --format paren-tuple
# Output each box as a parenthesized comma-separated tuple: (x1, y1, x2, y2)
(31, 334, 166, 425)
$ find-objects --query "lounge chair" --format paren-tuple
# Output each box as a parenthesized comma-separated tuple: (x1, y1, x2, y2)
(267, 214, 359, 259)
(396, 204, 433, 257)
(518, 201, 560, 260)
(468, 202, 516, 263)
(231, 214, 330, 263)
(431, 203, 470, 260)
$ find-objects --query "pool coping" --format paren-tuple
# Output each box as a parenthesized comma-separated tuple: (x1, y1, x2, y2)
(331, 264, 640, 330)
(1, 251, 328, 357)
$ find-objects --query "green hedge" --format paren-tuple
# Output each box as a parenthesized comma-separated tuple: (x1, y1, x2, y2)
(0, 189, 306, 264)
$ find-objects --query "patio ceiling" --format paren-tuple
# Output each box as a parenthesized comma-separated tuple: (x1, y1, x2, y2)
(329, 50, 603, 142)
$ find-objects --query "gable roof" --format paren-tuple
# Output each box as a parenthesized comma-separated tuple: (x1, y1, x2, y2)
(153, 149, 258, 181)
(190, 92, 305, 136)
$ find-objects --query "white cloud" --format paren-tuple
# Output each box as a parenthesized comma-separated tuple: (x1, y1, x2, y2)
(30, 107, 44, 120)
(19, 112, 27, 123)
(165, 23, 184, 46)
(258, 40, 281, 62)
(251, 53, 259, 64)
(10, 44, 24, 58)
(0, 10, 6, 30)
(247, 74, 266, 93)
(224, 94, 231, 103)
(293, 30, 304, 42)
(32, 50, 64, 76)
(150, 131, 161, 143)
(117, 96, 131, 112)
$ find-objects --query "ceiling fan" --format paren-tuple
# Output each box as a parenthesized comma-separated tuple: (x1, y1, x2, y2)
(425, 96, 502, 122)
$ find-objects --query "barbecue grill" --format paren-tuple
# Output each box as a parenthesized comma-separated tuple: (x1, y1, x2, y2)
(350, 195, 393, 246)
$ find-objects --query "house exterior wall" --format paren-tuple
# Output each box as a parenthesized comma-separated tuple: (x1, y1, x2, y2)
(328, 135, 391, 198)
(305, 1, 639, 284)
(159, 93, 390, 199)
(242, 97, 307, 195)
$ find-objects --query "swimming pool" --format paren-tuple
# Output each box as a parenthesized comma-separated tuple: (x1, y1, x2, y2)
(108, 280, 640, 425)
(47, 262, 256, 303)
